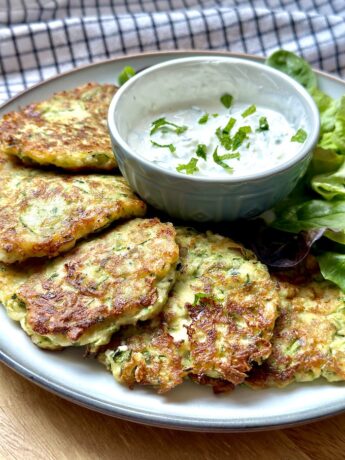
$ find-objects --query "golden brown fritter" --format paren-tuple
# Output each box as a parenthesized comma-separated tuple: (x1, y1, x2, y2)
(102, 227, 279, 393)
(0, 83, 117, 171)
(5, 218, 179, 350)
(0, 168, 146, 263)
(100, 317, 185, 394)
(247, 279, 345, 388)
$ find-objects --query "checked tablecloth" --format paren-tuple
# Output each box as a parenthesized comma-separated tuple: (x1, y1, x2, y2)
(0, 0, 344, 103)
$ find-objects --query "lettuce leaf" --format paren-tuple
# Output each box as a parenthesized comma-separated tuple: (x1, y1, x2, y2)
(312, 160, 345, 200)
(273, 199, 345, 244)
(311, 87, 339, 135)
(309, 147, 344, 176)
(311, 87, 333, 115)
(264, 50, 345, 291)
(318, 96, 345, 151)
(266, 50, 317, 91)
(317, 252, 345, 292)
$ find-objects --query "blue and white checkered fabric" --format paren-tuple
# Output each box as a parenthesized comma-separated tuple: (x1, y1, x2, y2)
(1, 0, 344, 103)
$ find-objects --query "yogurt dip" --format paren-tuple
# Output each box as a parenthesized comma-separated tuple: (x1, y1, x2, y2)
(127, 96, 307, 178)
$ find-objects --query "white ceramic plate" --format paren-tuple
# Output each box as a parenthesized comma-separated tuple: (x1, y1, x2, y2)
(1, 51, 344, 432)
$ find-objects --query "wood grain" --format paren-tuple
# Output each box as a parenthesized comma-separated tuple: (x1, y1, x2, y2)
(1, 362, 344, 460)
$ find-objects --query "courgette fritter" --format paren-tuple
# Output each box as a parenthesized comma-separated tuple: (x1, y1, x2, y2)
(0, 260, 44, 321)
(0, 168, 146, 263)
(102, 227, 279, 393)
(0, 83, 117, 170)
(247, 279, 345, 388)
(0, 218, 179, 350)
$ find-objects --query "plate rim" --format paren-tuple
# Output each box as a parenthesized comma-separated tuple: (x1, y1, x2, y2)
(1, 50, 345, 432)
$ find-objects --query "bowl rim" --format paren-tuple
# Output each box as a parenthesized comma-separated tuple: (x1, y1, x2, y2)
(108, 55, 320, 184)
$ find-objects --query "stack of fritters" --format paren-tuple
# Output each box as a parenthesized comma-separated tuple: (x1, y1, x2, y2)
(0, 84, 178, 350)
(0, 82, 344, 395)
(101, 227, 279, 393)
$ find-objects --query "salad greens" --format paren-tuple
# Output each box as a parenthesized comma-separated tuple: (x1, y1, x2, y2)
(265, 49, 345, 291)
(318, 252, 345, 292)
(266, 50, 317, 91)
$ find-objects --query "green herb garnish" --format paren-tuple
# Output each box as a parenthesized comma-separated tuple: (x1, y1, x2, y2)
(118, 66, 136, 86)
(232, 126, 252, 150)
(223, 117, 236, 134)
(216, 127, 232, 150)
(241, 104, 257, 118)
(113, 349, 132, 363)
(198, 113, 209, 124)
(291, 128, 307, 143)
(150, 140, 176, 153)
(214, 118, 236, 150)
(196, 144, 207, 160)
(257, 116, 269, 131)
(150, 117, 188, 135)
(220, 93, 233, 109)
(193, 293, 210, 306)
(213, 147, 237, 173)
(212, 113, 219, 117)
(176, 157, 199, 175)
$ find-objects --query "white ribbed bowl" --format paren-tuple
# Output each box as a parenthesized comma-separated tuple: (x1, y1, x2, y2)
(108, 56, 319, 221)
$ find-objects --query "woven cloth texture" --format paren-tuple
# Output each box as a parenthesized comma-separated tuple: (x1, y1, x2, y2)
(0, 0, 344, 103)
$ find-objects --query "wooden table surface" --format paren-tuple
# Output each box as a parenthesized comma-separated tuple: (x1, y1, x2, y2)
(1, 362, 344, 460)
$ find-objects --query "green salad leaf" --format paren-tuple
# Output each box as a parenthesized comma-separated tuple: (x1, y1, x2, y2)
(273, 199, 345, 244)
(309, 147, 344, 177)
(266, 50, 317, 91)
(312, 159, 345, 200)
(317, 252, 345, 292)
(311, 87, 334, 132)
(317, 96, 345, 151)
(273, 199, 344, 231)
